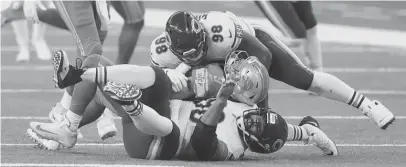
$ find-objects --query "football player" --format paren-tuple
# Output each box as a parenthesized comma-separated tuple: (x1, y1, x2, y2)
(1, 0, 121, 140)
(26, 0, 113, 144)
(150, 11, 395, 130)
(28, 50, 338, 159)
(255, 0, 322, 71)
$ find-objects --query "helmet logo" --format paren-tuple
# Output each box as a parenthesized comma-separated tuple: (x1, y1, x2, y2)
(191, 19, 202, 34)
(272, 139, 284, 151)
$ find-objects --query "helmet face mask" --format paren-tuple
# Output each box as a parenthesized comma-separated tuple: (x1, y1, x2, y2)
(224, 51, 270, 105)
(237, 108, 288, 154)
(165, 11, 207, 66)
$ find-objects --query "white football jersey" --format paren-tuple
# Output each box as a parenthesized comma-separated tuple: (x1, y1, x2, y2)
(150, 11, 255, 69)
(149, 33, 182, 69)
(169, 99, 254, 160)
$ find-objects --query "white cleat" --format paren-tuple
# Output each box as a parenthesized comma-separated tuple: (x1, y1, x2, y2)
(48, 103, 84, 139)
(300, 116, 338, 156)
(30, 116, 78, 148)
(26, 128, 62, 150)
(97, 114, 118, 140)
(362, 100, 395, 130)
(302, 124, 338, 156)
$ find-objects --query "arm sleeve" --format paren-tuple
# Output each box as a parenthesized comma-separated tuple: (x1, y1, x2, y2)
(191, 119, 231, 161)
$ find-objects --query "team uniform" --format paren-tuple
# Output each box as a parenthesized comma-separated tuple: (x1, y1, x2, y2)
(88, 64, 250, 160)
(150, 11, 255, 68)
(151, 10, 314, 91)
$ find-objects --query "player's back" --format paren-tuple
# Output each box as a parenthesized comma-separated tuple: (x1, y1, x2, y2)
(169, 99, 252, 160)
(197, 11, 255, 63)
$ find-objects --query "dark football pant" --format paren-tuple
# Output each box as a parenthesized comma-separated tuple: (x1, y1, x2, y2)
(79, 63, 179, 159)
(253, 25, 314, 90)
(255, 0, 317, 39)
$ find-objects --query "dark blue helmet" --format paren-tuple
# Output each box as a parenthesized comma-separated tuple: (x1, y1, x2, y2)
(165, 11, 207, 65)
(237, 108, 288, 154)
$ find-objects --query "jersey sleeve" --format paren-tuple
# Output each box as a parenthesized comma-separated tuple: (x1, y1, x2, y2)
(199, 11, 244, 62)
(150, 33, 182, 69)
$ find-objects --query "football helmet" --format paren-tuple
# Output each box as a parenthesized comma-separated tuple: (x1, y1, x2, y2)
(165, 11, 207, 65)
(236, 108, 288, 154)
(224, 50, 270, 105)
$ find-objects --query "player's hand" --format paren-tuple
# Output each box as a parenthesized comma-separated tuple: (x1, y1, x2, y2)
(23, 0, 46, 24)
(165, 69, 189, 92)
(216, 74, 238, 100)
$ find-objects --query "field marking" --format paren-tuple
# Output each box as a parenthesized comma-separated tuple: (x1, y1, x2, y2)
(2, 116, 406, 120)
(2, 143, 406, 147)
(0, 164, 181, 167)
(2, 66, 406, 73)
(2, 89, 406, 95)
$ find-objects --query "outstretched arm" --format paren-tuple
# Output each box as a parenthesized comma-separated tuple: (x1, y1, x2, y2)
(191, 79, 236, 161)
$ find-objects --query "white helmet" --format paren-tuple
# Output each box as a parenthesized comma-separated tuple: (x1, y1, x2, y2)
(224, 50, 270, 105)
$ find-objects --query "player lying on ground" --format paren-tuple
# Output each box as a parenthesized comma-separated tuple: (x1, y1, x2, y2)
(28, 50, 338, 159)
(150, 11, 395, 130)
(1, 0, 120, 140)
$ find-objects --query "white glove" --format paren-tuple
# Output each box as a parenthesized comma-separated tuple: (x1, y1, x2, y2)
(23, 0, 46, 24)
(164, 68, 189, 92)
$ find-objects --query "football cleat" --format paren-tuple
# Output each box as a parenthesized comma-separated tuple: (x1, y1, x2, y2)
(97, 112, 118, 140)
(362, 100, 395, 130)
(300, 116, 338, 156)
(29, 116, 78, 148)
(26, 128, 62, 151)
(52, 50, 86, 89)
(102, 81, 142, 104)
(48, 103, 83, 139)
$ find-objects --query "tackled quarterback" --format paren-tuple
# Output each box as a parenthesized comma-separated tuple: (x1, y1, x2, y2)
(27, 49, 338, 160)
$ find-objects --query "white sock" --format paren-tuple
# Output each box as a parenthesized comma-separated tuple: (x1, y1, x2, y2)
(287, 124, 309, 141)
(309, 71, 372, 112)
(60, 90, 72, 109)
(126, 101, 173, 137)
(346, 90, 372, 111)
(304, 26, 323, 71)
(65, 110, 82, 131)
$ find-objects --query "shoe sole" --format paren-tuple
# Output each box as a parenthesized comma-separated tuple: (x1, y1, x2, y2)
(26, 128, 62, 151)
(52, 50, 64, 88)
(380, 116, 396, 130)
(100, 131, 117, 140)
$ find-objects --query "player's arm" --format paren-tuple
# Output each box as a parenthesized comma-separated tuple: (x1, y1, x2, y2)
(191, 79, 236, 161)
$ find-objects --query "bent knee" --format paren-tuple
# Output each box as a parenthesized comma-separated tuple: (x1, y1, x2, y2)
(82, 54, 101, 68)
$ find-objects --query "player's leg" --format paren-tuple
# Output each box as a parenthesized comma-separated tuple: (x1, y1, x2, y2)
(254, 0, 305, 46)
(30, 1, 107, 148)
(292, 1, 322, 71)
(11, 19, 30, 62)
(111, 1, 145, 64)
(97, 65, 179, 159)
(253, 25, 395, 130)
(32, 22, 52, 60)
